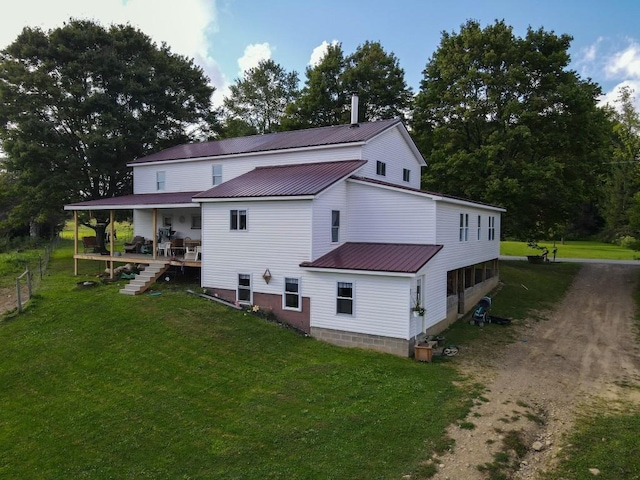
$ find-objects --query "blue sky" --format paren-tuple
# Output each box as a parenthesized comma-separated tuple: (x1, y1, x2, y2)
(2, 0, 640, 109)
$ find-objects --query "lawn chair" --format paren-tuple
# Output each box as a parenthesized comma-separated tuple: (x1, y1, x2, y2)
(124, 236, 145, 254)
(82, 236, 98, 253)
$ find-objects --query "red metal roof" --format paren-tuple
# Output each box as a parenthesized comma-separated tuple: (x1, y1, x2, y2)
(131, 119, 401, 164)
(194, 160, 367, 199)
(64, 191, 201, 210)
(300, 242, 443, 273)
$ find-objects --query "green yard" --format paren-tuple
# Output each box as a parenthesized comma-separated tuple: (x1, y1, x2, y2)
(1, 240, 639, 479)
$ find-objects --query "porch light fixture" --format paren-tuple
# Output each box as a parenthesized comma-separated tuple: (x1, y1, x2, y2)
(262, 268, 272, 284)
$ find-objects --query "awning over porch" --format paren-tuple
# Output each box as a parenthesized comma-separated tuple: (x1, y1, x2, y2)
(64, 191, 203, 211)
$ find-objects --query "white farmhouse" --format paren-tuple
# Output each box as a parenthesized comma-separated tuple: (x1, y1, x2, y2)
(65, 114, 504, 357)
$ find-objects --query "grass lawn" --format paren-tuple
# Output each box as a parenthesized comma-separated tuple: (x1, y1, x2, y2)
(500, 240, 639, 260)
(2, 241, 636, 479)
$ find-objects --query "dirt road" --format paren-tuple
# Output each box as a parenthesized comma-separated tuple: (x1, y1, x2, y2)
(431, 263, 640, 480)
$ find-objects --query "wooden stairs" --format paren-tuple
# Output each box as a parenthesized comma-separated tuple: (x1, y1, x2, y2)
(119, 263, 170, 295)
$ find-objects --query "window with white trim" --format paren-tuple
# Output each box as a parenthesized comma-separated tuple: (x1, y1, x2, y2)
(191, 215, 202, 229)
(336, 282, 353, 315)
(415, 278, 422, 306)
(230, 209, 247, 230)
(156, 171, 166, 191)
(477, 215, 481, 240)
(376, 161, 386, 176)
(488, 216, 496, 241)
(403, 168, 411, 182)
(284, 277, 301, 311)
(331, 210, 340, 243)
(459, 213, 469, 242)
(212, 164, 222, 186)
(237, 274, 251, 304)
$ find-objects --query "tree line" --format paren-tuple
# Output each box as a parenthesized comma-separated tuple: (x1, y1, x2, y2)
(0, 19, 638, 245)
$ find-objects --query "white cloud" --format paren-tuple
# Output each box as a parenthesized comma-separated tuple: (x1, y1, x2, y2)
(0, 0, 228, 104)
(308, 39, 339, 67)
(599, 80, 640, 113)
(237, 43, 272, 78)
(605, 41, 640, 79)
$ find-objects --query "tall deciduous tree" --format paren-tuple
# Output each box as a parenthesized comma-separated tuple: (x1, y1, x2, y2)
(283, 41, 413, 129)
(0, 19, 218, 241)
(603, 86, 640, 238)
(282, 43, 347, 129)
(412, 20, 610, 239)
(223, 59, 299, 134)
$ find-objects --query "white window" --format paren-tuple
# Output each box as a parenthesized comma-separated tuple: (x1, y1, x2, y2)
(191, 215, 202, 229)
(237, 274, 252, 304)
(477, 215, 481, 240)
(403, 168, 411, 182)
(230, 209, 247, 230)
(212, 164, 222, 186)
(459, 213, 469, 242)
(488, 216, 496, 241)
(283, 277, 301, 311)
(415, 278, 422, 306)
(337, 281, 353, 315)
(331, 210, 340, 243)
(156, 171, 166, 191)
(376, 161, 386, 176)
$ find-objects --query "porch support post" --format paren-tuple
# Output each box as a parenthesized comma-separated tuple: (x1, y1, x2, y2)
(73, 210, 79, 276)
(109, 210, 115, 279)
(152, 208, 158, 259)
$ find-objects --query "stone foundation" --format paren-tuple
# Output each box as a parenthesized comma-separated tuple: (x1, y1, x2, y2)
(310, 327, 411, 357)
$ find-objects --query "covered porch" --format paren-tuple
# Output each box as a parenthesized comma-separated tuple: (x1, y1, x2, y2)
(64, 192, 203, 279)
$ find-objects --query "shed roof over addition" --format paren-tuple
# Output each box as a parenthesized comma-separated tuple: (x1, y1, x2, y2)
(194, 160, 367, 200)
(300, 242, 443, 274)
(130, 119, 402, 164)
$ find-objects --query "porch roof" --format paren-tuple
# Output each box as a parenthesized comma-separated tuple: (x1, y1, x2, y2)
(300, 242, 443, 274)
(64, 191, 202, 211)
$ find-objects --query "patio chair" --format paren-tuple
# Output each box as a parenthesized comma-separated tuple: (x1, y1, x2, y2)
(82, 236, 98, 253)
(184, 245, 202, 261)
(157, 241, 172, 256)
(123, 236, 145, 254)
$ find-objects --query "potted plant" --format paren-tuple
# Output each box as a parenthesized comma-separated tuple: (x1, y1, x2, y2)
(412, 302, 425, 317)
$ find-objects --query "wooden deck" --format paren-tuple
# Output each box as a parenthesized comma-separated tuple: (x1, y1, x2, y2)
(73, 251, 202, 268)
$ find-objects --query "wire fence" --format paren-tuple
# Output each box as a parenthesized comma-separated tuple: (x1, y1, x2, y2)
(11, 237, 58, 315)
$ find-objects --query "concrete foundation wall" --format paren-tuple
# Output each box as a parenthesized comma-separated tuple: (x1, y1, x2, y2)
(311, 327, 411, 357)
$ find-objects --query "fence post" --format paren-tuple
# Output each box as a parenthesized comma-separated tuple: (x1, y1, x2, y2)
(39, 254, 43, 280)
(16, 277, 22, 313)
(27, 266, 32, 298)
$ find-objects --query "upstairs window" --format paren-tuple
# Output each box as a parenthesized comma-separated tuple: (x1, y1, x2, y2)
(331, 210, 340, 243)
(376, 161, 386, 176)
(459, 213, 469, 242)
(477, 215, 482, 240)
(212, 164, 222, 186)
(156, 171, 166, 191)
(230, 209, 247, 230)
(336, 282, 353, 315)
(403, 168, 411, 182)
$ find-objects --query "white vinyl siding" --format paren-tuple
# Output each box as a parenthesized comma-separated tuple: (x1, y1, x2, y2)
(361, 125, 423, 188)
(312, 182, 348, 259)
(201, 200, 313, 298)
(306, 272, 411, 339)
(347, 181, 437, 244)
(132, 144, 362, 194)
